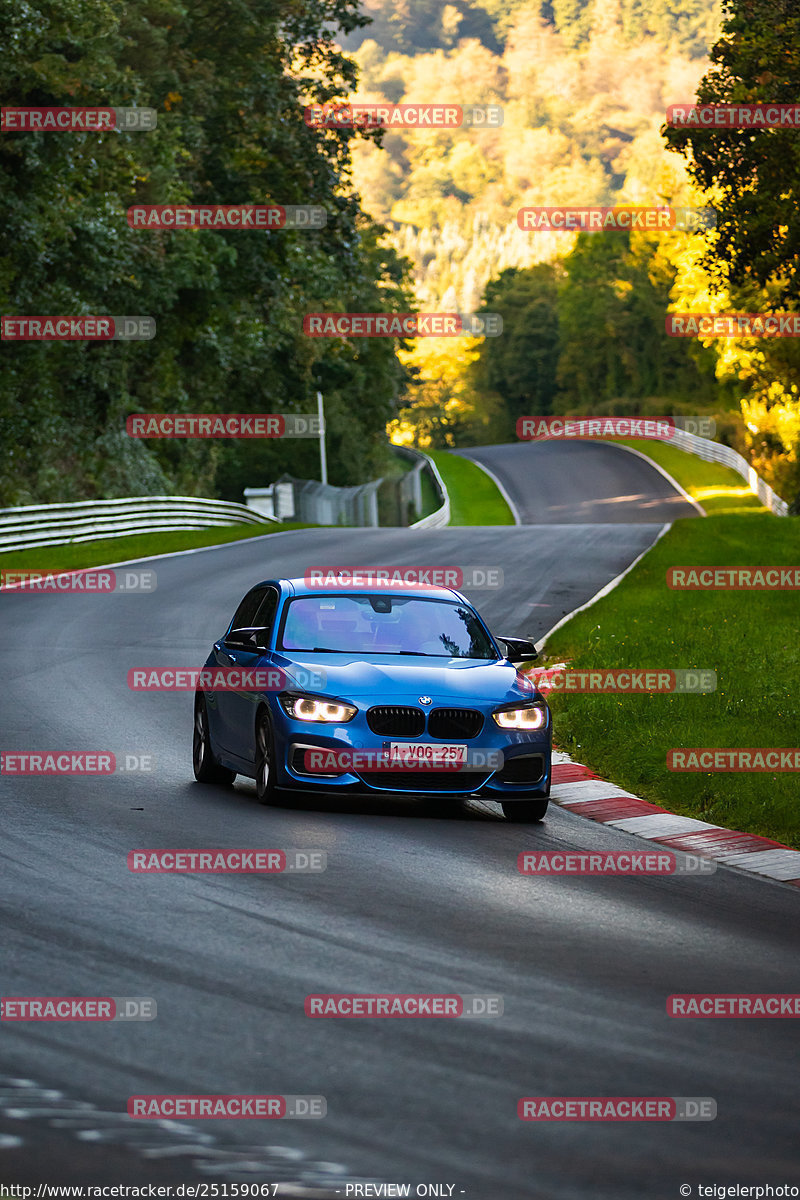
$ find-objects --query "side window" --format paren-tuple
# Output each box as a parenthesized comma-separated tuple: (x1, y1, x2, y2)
(252, 587, 279, 631)
(229, 587, 268, 632)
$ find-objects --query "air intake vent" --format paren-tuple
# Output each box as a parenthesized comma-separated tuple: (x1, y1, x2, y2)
(366, 705, 425, 736)
(427, 708, 483, 739)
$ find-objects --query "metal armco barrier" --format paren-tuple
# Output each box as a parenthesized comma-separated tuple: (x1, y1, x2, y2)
(0, 496, 275, 553)
(669, 428, 788, 516)
(405, 449, 450, 528)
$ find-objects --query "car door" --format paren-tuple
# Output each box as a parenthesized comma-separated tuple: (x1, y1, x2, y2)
(213, 586, 280, 762)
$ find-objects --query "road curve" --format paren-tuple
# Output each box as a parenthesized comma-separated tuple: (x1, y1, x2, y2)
(1, 520, 798, 1199)
(456, 440, 699, 523)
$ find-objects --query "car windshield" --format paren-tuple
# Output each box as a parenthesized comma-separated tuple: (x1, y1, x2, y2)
(279, 594, 498, 659)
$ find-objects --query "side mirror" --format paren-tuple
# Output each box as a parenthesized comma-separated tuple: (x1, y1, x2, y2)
(225, 626, 270, 652)
(497, 636, 538, 662)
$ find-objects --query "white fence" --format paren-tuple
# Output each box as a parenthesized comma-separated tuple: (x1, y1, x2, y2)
(670, 428, 788, 516)
(0, 496, 275, 552)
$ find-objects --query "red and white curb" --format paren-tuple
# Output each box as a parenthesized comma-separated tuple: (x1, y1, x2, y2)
(550, 751, 800, 889)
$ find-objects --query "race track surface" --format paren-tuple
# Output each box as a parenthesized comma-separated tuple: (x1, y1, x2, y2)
(456, 440, 699, 523)
(1, 456, 797, 1199)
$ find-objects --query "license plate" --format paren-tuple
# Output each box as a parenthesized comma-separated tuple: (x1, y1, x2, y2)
(388, 742, 467, 767)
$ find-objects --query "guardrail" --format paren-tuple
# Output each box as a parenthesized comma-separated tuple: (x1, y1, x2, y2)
(394, 447, 450, 528)
(0, 496, 275, 553)
(669, 428, 788, 516)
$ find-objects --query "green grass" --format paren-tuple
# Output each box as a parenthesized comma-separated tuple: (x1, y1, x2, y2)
(542, 513, 800, 848)
(0, 521, 312, 572)
(426, 450, 515, 525)
(614, 438, 767, 514)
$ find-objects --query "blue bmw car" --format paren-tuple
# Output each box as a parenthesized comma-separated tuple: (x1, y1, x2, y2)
(193, 578, 552, 821)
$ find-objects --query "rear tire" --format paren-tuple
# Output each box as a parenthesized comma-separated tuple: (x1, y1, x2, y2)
(193, 694, 236, 786)
(501, 798, 549, 823)
(255, 709, 279, 806)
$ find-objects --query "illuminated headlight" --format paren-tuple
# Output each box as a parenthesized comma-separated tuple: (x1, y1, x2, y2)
(492, 704, 547, 731)
(279, 693, 357, 723)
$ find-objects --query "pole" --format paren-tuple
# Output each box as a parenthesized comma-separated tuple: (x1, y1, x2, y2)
(317, 390, 328, 485)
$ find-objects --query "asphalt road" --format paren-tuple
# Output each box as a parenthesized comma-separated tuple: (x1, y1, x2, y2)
(1, 451, 797, 1199)
(456, 440, 700, 523)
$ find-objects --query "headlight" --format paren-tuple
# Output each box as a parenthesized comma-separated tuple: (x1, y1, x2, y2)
(492, 703, 547, 730)
(279, 692, 357, 723)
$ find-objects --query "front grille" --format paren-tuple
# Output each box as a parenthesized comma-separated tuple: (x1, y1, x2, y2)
(428, 708, 483, 739)
(498, 754, 545, 785)
(358, 770, 490, 793)
(367, 705, 425, 736)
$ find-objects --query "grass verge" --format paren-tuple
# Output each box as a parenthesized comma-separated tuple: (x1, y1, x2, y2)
(426, 450, 515, 524)
(0, 521, 312, 573)
(614, 438, 767, 514)
(541, 513, 800, 848)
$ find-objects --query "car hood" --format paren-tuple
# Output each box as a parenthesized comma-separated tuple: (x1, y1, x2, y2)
(272, 652, 541, 705)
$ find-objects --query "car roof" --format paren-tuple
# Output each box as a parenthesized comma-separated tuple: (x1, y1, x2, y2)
(252, 577, 469, 603)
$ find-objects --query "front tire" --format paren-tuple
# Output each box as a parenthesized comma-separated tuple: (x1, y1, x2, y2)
(501, 798, 549, 823)
(193, 694, 236, 786)
(255, 709, 279, 805)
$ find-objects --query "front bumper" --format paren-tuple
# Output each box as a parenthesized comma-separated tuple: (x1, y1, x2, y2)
(272, 706, 552, 798)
